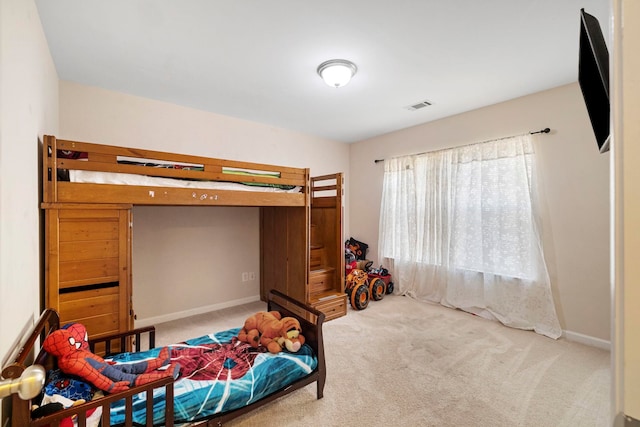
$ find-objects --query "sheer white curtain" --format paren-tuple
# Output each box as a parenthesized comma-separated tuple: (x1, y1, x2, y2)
(379, 135, 561, 339)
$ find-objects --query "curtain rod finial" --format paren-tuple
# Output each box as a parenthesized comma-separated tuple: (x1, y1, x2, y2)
(531, 127, 551, 135)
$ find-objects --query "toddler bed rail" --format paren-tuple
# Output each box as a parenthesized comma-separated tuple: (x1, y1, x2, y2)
(3, 310, 174, 427)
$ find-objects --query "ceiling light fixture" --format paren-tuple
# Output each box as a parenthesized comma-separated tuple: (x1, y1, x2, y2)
(317, 59, 358, 88)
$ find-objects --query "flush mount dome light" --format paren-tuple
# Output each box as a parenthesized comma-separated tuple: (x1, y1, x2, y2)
(317, 59, 357, 88)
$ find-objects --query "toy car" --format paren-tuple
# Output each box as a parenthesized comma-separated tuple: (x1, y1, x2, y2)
(345, 269, 370, 310)
(367, 266, 394, 295)
(345, 269, 388, 310)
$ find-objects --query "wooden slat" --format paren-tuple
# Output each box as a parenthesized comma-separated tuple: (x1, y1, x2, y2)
(60, 286, 120, 326)
(118, 209, 133, 333)
(311, 196, 338, 208)
(311, 183, 337, 192)
(57, 139, 219, 165)
(59, 257, 119, 286)
(60, 287, 119, 319)
(59, 239, 118, 261)
(59, 312, 119, 337)
(45, 210, 61, 315)
(43, 135, 54, 204)
(60, 220, 119, 242)
(42, 203, 133, 210)
(56, 139, 306, 176)
(56, 182, 307, 206)
(88, 152, 117, 163)
(58, 208, 122, 219)
(59, 284, 118, 301)
(59, 158, 306, 186)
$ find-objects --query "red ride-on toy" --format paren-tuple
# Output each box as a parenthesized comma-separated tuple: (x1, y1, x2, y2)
(367, 267, 394, 295)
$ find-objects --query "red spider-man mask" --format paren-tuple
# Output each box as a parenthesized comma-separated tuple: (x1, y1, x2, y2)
(62, 323, 89, 351)
(43, 329, 82, 358)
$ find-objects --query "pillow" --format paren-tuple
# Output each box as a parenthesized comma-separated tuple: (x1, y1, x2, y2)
(44, 369, 94, 402)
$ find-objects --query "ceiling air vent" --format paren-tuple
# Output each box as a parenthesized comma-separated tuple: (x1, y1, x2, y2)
(405, 100, 432, 111)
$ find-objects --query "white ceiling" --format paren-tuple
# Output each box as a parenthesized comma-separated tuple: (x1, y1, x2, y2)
(35, 0, 610, 143)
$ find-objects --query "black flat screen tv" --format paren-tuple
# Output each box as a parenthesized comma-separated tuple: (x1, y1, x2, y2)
(578, 8, 610, 153)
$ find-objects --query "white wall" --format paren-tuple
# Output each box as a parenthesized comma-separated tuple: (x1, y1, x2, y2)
(613, 0, 640, 422)
(0, 0, 58, 419)
(349, 83, 610, 343)
(58, 81, 350, 324)
(131, 206, 263, 324)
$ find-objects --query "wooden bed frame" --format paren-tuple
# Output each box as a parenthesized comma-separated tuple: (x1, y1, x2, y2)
(3, 290, 326, 427)
(43, 135, 310, 207)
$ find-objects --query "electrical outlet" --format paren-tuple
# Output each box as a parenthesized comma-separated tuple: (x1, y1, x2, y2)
(242, 272, 249, 282)
(249, 272, 256, 281)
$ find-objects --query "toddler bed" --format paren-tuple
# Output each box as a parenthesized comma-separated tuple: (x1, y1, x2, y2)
(3, 290, 326, 427)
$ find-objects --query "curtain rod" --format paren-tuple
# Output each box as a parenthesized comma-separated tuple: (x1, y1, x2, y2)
(373, 127, 551, 164)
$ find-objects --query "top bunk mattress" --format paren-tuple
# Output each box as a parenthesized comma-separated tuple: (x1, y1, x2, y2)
(68, 170, 303, 194)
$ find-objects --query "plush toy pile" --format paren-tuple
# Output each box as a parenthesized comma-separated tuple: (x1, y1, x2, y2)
(237, 311, 306, 354)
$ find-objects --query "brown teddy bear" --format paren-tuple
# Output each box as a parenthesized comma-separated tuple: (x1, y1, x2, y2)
(237, 311, 306, 354)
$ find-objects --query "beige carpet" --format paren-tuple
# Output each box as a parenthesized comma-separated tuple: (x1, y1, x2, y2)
(155, 295, 610, 427)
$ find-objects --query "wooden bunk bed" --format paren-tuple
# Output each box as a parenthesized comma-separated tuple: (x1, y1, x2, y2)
(3, 290, 326, 426)
(41, 135, 345, 341)
(41, 135, 307, 340)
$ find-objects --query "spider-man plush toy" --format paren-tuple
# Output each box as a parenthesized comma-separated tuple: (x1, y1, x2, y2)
(43, 323, 180, 393)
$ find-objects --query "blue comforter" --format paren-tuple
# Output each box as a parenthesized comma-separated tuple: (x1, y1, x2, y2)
(107, 327, 317, 426)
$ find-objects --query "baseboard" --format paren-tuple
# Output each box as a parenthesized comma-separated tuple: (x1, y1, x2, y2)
(563, 329, 611, 350)
(134, 295, 262, 328)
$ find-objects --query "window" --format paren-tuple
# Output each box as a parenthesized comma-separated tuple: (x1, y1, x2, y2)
(379, 134, 561, 338)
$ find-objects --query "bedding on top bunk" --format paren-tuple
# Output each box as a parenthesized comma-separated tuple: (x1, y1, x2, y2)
(103, 327, 317, 426)
(55, 150, 301, 193)
(67, 170, 302, 193)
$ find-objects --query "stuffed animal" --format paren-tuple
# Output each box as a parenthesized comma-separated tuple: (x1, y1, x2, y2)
(237, 311, 306, 354)
(43, 323, 180, 393)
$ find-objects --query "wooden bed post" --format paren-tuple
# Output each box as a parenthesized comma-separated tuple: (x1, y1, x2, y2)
(42, 135, 56, 204)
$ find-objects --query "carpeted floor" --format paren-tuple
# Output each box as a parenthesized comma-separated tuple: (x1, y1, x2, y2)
(154, 295, 610, 427)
